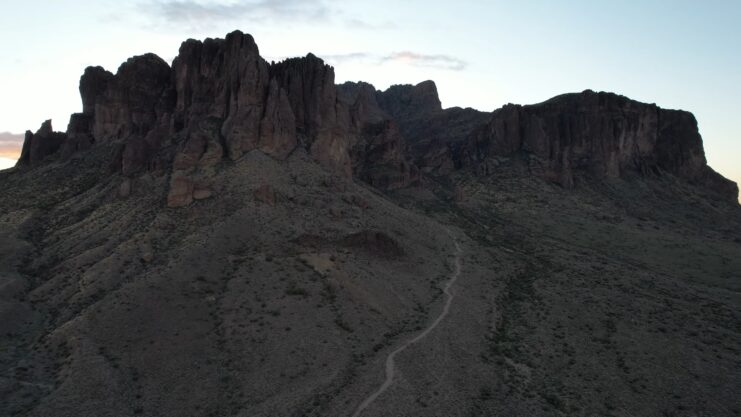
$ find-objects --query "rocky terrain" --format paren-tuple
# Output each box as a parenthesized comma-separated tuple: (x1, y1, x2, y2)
(1, 31, 739, 417)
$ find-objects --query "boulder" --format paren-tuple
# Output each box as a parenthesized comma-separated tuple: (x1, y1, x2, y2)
(118, 179, 132, 198)
(254, 184, 276, 206)
(140, 242, 154, 263)
(193, 188, 213, 200)
(166, 174, 194, 208)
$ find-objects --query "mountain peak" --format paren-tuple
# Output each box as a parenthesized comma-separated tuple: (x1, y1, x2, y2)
(376, 80, 442, 119)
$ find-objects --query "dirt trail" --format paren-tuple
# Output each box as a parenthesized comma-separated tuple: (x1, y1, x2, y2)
(352, 233, 463, 417)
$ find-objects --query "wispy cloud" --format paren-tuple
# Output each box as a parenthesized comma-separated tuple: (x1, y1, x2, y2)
(380, 51, 467, 71)
(142, 0, 331, 29)
(267, 51, 467, 72)
(321, 52, 372, 64)
(263, 52, 373, 66)
(0, 132, 24, 159)
(343, 18, 396, 30)
(134, 2, 465, 71)
(138, 0, 399, 32)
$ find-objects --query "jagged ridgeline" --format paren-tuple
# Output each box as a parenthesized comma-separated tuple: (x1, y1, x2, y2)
(15, 30, 738, 204)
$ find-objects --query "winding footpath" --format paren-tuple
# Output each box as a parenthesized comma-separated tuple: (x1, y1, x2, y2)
(352, 232, 463, 417)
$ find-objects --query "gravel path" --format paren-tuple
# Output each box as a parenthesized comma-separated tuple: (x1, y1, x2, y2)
(352, 232, 463, 417)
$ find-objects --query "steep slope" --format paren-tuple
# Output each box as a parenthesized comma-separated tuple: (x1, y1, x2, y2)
(1, 148, 456, 417)
(2, 30, 740, 417)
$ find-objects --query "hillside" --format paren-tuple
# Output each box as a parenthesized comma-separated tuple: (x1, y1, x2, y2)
(1, 31, 740, 417)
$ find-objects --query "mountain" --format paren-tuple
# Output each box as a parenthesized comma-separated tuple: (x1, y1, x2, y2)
(1, 30, 739, 417)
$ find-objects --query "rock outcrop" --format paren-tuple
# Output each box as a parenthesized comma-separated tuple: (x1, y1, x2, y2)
(16, 120, 67, 167)
(351, 120, 419, 189)
(270, 54, 343, 171)
(254, 184, 277, 205)
(90, 53, 172, 141)
(376, 82, 489, 174)
(376, 80, 442, 121)
(172, 32, 268, 161)
(340, 230, 405, 258)
(79, 66, 114, 115)
(14, 31, 737, 204)
(258, 79, 297, 159)
(62, 113, 95, 158)
(379, 85, 737, 201)
(338, 82, 419, 189)
(464, 91, 736, 197)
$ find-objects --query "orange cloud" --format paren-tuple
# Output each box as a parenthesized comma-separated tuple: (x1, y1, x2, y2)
(0, 131, 24, 160)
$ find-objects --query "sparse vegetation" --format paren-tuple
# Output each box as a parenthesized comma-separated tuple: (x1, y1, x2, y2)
(285, 283, 309, 297)
(1, 87, 738, 416)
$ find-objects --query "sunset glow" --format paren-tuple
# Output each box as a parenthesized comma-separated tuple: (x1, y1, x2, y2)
(0, 157, 17, 170)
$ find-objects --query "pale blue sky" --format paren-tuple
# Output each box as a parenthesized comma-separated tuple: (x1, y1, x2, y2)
(1, 0, 739, 190)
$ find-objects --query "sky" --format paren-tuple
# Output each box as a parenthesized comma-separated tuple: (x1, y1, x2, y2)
(0, 0, 739, 193)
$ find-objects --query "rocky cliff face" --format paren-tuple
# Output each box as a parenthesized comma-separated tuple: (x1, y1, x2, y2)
(14, 31, 738, 204)
(16, 120, 67, 166)
(15, 31, 418, 207)
(462, 91, 736, 197)
(376, 81, 490, 175)
(378, 84, 737, 201)
(376, 80, 442, 122)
